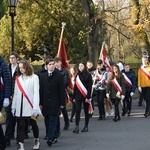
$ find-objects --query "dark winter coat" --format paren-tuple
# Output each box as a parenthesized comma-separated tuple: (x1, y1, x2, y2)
(9, 64, 18, 96)
(39, 70, 66, 116)
(0, 57, 11, 111)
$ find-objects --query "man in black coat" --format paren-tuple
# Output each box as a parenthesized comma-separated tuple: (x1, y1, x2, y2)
(0, 56, 11, 150)
(54, 57, 70, 130)
(37, 55, 52, 140)
(39, 58, 66, 147)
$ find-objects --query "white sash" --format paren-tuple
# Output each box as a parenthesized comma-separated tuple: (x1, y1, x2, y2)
(122, 73, 132, 87)
(140, 66, 150, 79)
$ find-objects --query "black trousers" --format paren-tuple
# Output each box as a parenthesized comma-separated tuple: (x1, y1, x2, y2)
(96, 90, 106, 118)
(5, 104, 16, 140)
(75, 100, 89, 127)
(70, 102, 76, 120)
(17, 118, 39, 143)
(123, 93, 132, 113)
(0, 124, 6, 150)
(61, 107, 69, 125)
(142, 87, 150, 114)
(111, 97, 121, 119)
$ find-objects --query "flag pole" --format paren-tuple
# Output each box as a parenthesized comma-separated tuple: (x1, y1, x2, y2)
(57, 22, 66, 56)
(99, 41, 105, 59)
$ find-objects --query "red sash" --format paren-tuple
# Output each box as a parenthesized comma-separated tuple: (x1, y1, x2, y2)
(122, 73, 132, 87)
(111, 78, 122, 97)
(75, 75, 93, 114)
(140, 66, 150, 79)
(95, 70, 108, 86)
(0, 77, 4, 90)
(16, 76, 33, 108)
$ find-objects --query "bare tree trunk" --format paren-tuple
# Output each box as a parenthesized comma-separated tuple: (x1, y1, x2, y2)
(81, 0, 104, 65)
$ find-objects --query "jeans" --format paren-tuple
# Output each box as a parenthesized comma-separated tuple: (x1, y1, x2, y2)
(48, 115, 59, 140)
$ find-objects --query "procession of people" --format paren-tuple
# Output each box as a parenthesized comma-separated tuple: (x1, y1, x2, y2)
(0, 51, 150, 150)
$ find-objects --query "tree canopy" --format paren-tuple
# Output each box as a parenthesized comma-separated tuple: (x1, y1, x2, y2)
(0, 0, 149, 64)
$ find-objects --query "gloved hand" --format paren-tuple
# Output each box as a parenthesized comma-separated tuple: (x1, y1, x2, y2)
(121, 95, 125, 100)
(106, 93, 109, 98)
(33, 109, 40, 117)
(138, 87, 142, 93)
(92, 84, 98, 90)
(85, 98, 91, 103)
(130, 92, 134, 97)
(11, 108, 16, 117)
(3, 98, 9, 107)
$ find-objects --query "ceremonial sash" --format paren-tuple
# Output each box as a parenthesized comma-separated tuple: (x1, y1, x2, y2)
(95, 70, 108, 86)
(0, 77, 4, 90)
(140, 66, 150, 80)
(111, 78, 122, 97)
(75, 75, 93, 114)
(16, 76, 33, 108)
(122, 73, 132, 87)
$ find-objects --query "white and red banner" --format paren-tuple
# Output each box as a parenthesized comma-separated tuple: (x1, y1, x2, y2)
(140, 66, 150, 80)
(99, 42, 112, 72)
(75, 75, 93, 114)
(111, 78, 122, 97)
(16, 76, 34, 108)
(122, 73, 132, 87)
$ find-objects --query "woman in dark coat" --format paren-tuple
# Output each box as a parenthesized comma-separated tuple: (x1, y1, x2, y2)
(73, 62, 92, 133)
(106, 65, 126, 122)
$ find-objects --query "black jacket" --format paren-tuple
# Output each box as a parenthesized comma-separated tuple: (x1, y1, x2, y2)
(73, 72, 92, 101)
(9, 64, 18, 96)
(39, 69, 66, 116)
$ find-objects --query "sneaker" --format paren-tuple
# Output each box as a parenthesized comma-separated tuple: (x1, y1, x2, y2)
(47, 140, 52, 146)
(105, 112, 109, 118)
(33, 139, 40, 150)
(110, 109, 114, 116)
(17, 142, 25, 150)
(52, 138, 58, 144)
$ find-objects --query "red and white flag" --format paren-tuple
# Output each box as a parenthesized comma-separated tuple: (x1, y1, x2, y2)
(99, 42, 112, 72)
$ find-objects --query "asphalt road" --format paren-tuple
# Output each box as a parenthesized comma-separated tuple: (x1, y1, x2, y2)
(5, 98, 150, 150)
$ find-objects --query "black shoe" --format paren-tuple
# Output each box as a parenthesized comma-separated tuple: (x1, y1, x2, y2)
(47, 140, 52, 146)
(81, 126, 88, 132)
(144, 113, 148, 117)
(113, 118, 118, 122)
(6, 139, 11, 147)
(97, 117, 102, 120)
(70, 119, 73, 122)
(63, 123, 70, 130)
(138, 103, 142, 106)
(44, 135, 48, 140)
(73, 126, 79, 133)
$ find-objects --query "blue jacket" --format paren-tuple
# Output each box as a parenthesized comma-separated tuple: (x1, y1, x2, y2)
(0, 57, 11, 111)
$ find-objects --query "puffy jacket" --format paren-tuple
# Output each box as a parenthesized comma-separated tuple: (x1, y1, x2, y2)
(0, 57, 11, 111)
